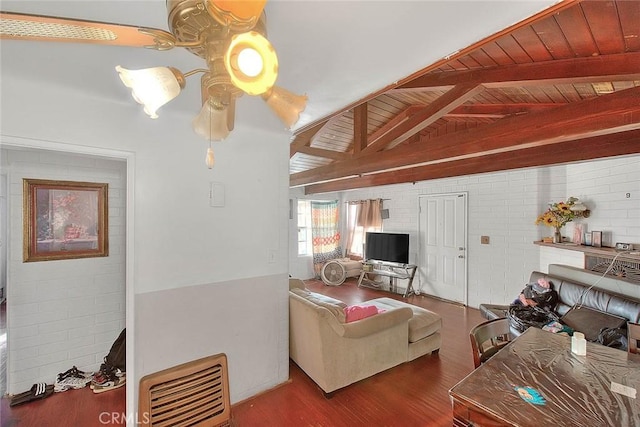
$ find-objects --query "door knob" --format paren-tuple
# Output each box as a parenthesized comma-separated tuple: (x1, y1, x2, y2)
(458, 255, 464, 258)
(459, 247, 465, 250)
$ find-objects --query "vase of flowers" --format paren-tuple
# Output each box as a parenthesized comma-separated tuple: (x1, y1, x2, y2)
(553, 227, 562, 244)
(535, 197, 579, 243)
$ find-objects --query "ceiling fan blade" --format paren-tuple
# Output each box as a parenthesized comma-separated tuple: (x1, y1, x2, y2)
(0, 11, 176, 50)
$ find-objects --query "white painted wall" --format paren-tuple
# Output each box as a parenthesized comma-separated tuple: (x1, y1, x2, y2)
(3, 148, 126, 393)
(0, 171, 7, 303)
(295, 156, 640, 309)
(2, 70, 291, 409)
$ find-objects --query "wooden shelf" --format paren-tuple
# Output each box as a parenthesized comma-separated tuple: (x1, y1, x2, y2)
(534, 241, 640, 262)
(535, 241, 640, 284)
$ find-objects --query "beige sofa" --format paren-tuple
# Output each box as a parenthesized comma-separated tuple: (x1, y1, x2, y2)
(289, 279, 442, 395)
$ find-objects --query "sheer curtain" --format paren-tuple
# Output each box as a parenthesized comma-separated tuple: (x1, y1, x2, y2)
(345, 199, 383, 260)
(311, 201, 342, 277)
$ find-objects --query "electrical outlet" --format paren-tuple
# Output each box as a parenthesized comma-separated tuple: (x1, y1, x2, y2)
(481, 236, 490, 244)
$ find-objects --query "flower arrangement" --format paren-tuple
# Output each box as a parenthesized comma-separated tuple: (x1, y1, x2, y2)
(535, 197, 579, 230)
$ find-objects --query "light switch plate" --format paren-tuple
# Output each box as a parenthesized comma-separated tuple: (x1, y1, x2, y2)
(209, 182, 225, 207)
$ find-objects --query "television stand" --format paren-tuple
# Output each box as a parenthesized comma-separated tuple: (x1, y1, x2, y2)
(358, 260, 417, 297)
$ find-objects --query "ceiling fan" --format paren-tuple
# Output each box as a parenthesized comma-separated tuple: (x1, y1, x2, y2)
(0, 0, 308, 168)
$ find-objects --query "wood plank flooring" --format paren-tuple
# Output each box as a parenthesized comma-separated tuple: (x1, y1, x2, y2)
(1, 278, 485, 426)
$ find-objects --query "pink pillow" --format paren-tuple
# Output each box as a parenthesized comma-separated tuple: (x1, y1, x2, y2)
(344, 305, 385, 322)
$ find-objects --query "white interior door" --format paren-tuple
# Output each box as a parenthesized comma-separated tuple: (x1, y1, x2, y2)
(418, 193, 467, 304)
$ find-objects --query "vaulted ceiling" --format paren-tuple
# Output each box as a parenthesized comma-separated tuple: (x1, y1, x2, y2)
(290, 0, 640, 194)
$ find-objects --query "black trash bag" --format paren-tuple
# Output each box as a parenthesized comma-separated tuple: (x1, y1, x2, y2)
(597, 327, 628, 351)
(508, 305, 560, 334)
(105, 328, 126, 372)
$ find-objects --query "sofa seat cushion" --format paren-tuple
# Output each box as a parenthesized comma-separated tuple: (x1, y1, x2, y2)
(290, 288, 347, 322)
(560, 306, 627, 341)
(479, 304, 510, 320)
(367, 297, 442, 342)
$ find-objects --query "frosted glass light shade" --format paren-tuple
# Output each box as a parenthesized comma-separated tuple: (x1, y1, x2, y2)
(115, 66, 184, 119)
(192, 100, 234, 141)
(224, 31, 277, 96)
(262, 86, 308, 129)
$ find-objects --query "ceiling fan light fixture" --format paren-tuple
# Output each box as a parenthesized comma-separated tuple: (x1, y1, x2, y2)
(224, 31, 277, 96)
(115, 65, 185, 119)
(192, 99, 234, 141)
(206, 0, 266, 32)
(262, 86, 308, 129)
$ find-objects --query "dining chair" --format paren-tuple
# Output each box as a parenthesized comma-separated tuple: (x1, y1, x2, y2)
(628, 322, 640, 354)
(470, 318, 513, 368)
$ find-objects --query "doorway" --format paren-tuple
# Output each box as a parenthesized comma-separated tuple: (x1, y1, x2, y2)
(0, 140, 134, 416)
(417, 193, 468, 304)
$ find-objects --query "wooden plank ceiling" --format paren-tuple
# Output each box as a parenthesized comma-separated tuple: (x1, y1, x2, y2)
(289, 0, 640, 194)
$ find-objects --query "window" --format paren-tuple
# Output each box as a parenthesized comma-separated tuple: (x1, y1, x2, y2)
(345, 199, 383, 259)
(297, 200, 312, 256)
(347, 203, 365, 257)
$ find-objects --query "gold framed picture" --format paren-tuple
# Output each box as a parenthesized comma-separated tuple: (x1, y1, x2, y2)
(23, 179, 108, 262)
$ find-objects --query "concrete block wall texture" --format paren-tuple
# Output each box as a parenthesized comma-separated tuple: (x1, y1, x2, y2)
(4, 149, 126, 393)
(334, 155, 640, 309)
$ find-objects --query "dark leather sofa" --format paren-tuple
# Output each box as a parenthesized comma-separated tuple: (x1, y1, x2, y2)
(480, 271, 640, 340)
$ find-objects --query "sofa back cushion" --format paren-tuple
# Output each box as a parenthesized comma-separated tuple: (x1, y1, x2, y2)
(530, 271, 640, 323)
(290, 288, 347, 323)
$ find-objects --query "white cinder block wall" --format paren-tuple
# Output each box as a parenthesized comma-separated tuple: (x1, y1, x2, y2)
(4, 148, 126, 394)
(293, 155, 640, 309)
(565, 156, 640, 247)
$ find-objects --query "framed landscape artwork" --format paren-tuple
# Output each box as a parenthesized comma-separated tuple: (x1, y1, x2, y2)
(23, 179, 109, 262)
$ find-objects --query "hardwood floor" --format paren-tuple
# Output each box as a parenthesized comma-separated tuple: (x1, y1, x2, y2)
(0, 278, 484, 426)
(231, 279, 485, 426)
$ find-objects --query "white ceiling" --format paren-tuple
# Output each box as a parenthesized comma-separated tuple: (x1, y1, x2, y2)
(1, 0, 558, 134)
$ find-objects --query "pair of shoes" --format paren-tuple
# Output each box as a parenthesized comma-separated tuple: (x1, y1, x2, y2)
(54, 366, 93, 392)
(92, 374, 126, 394)
(9, 383, 55, 406)
(91, 363, 124, 389)
(57, 366, 91, 381)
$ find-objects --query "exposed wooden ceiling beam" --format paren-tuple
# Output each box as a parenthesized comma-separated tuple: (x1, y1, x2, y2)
(290, 120, 329, 158)
(295, 146, 350, 161)
(290, 85, 640, 187)
(352, 103, 368, 154)
(358, 83, 485, 155)
(396, 52, 640, 90)
(304, 130, 640, 194)
(447, 103, 567, 117)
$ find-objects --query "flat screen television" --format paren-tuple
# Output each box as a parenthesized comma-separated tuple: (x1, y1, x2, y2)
(365, 232, 409, 265)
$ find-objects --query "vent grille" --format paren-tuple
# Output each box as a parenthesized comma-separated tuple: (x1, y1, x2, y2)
(139, 354, 230, 427)
(586, 255, 640, 285)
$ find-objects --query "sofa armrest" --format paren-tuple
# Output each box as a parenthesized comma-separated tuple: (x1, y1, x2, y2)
(323, 307, 413, 338)
(289, 278, 306, 291)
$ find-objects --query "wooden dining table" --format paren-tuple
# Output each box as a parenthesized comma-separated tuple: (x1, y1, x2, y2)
(449, 326, 640, 426)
